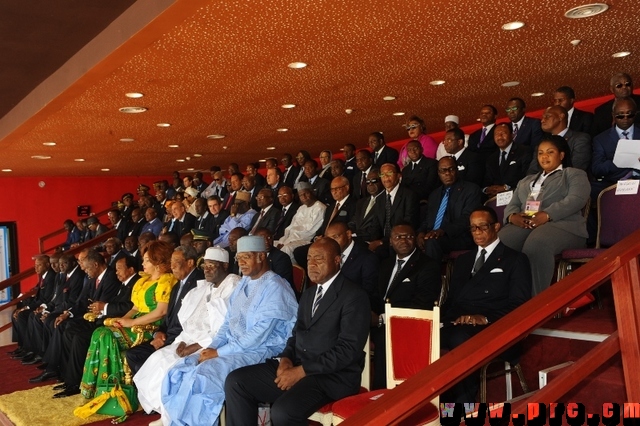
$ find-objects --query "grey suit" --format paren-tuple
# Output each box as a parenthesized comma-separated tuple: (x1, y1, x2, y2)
(499, 167, 590, 294)
(528, 129, 592, 174)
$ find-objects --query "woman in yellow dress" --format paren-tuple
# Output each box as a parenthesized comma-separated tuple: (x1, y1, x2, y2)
(80, 241, 177, 398)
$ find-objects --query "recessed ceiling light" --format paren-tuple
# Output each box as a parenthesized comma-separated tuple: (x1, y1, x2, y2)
(612, 51, 631, 58)
(565, 3, 609, 19)
(101, 168, 110, 172)
(258, 159, 267, 162)
(502, 21, 525, 30)
(430, 80, 446, 86)
(176, 159, 185, 162)
(383, 96, 396, 101)
(531, 92, 545, 97)
(288, 62, 307, 69)
(157, 123, 171, 127)
(207, 134, 226, 139)
(119, 106, 147, 114)
(266, 147, 276, 150)
(193, 153, 202, 157)
(120, 138, 135, 142)
(74, 158, 85, 162)
(31, 155, 51, 160)
(345, 109, 353, 114)
(277, 128, 288, 132)
(222, 146, 228, 150)
(168, 144, 179, 148)
(1, 169, 12, 172)
(281, 104, 296, 109)
(125, 92, 144, 98)
(42, 142, 56, 146)
(502, 81, 520, 87)
(393, 112, 405, 116)
(187, 168, 195, 171)
(570, 39, 582, 46)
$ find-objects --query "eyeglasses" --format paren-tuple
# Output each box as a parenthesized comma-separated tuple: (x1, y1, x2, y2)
(615, 82, 632, 89)
(365, 179, 379, 184)
(615, 113, 636, 120)
(330, 185, 347, 192)
(505, 107, 520, 113)
(403, 124, 420, 130)
(200, 262, 218, 270)
(391, 234, 415, 240)
(438, 166, 456, 174)
(235, 253, 255, 262)
(469, 223, 496, 233)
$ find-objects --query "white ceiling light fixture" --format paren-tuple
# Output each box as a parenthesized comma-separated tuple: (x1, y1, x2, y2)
(2, 169, 12, 172)
(119, 106, 147, 114)
(42, 142, 56, 146)
(168, 144, 179, 148)
(193, 153, 202, 157)
(101, 168, 110, 172)
(570, 39, 582, 46)
(345, 109, 353, 114)
(125, 92, 144, 98)
(564, 3, 609, 19)
(612, 51, 631, 58)
(502, 21, 525, 30)
(502, 81, 521, 87)
(277, 128, 288, 132)
(383, 96, 396, 101)
(176, 159, 185, 162)
(531, 92, 545, 97)
(430, 80, 446, 86)
(393, 112, 405, 116)
(281, 104, 296, 109)
(120, 138, 135, 142)
(31, 155, 51, 160)
(157, 123, 171, 127)
(288, 62, 307, 69)
(258, 159, 267, 162)
(187, 167, 195, 171)
(74, 158, 85, 162)
(222, 146, 228, 150)
(266, 146, 276, 150)
(207, 134, 225, 139)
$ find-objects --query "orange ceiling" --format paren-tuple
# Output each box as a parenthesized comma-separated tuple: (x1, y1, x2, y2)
(0, 0, 638, 176)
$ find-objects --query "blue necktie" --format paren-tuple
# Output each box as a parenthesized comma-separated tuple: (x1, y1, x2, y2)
(433, 188, 450, 230)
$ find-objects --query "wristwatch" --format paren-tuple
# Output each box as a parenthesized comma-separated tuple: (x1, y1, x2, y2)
(377, 315, 384, 328)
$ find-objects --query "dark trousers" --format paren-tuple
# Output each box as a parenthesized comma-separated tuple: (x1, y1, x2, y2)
(25, 313, 45, 354)
(371, 325, 387, 390)
(61, 319, 97, 386)
(11, 309, 31, 346)
(440, 323, 487, 403)
(224, 359, 333, 426)
(43, 319, 71, 374)
(125, 342, 157, 375)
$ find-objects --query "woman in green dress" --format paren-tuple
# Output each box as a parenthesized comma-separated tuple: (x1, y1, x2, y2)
(80, 241, 177, 399)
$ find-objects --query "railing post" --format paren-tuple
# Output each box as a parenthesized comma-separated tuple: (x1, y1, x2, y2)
(610, 255, 640, 402)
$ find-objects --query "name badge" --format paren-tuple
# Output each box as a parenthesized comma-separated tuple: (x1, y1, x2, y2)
(525, 200, 541, 216)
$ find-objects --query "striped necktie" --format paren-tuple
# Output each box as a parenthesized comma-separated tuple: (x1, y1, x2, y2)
(312, 285, 324, 317)
(433, 187, 450, 230)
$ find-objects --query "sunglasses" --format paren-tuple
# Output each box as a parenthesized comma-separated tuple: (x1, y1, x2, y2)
(615, 113, 636, 120)
(505, 107, 520, 113)
(615, 82, 632, 89)
(365, 179, 379, 184)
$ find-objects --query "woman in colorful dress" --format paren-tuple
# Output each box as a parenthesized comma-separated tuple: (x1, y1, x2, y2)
(80, 241, 177, 398)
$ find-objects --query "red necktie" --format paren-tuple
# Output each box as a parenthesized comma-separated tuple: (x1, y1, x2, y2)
(95, 278, 101, 289)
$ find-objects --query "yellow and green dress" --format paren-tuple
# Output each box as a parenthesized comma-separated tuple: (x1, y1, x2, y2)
(80, 272, 177, 399)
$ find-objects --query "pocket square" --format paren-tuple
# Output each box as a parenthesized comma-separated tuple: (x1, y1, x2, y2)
(402, 278, 411, 282)
(339, 210, 347, 216)
(509, 161, 516, 165)
(490, 268, 503, 273)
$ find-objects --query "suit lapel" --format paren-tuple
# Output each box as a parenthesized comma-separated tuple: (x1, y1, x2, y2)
(309, 275, 341, 326)
(385, 250, 419, 298)
(460, 244, 504, 293)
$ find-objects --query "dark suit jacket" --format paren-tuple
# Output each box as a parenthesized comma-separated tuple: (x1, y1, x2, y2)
(318, 165, 333, 181)
(592, 124, 640, 184)
(373, 145, 399, 167)
(59, 266, 86, 312)
(72, 268, 122, 315)
(351, 168, 371, 200)
(375, 250, 441, 315)
(316, 195, 357, 236)
(247, 187, 263, 212)
(28, 268, 56, 309)
(401, 155, 439, 202)
(310, 176, 330, 204)
(456, 149, 485, 187)
(268, 247, 294, 288)
(273, 201, 300, 240)
(343, 157, 357, 180)
(484, 144, 531, 190)
(104, 273, 140, 318)
(341, 241, 379, 309)
(442, 242, 531, 323)
(279, 274, 370, 400)
(46, 273, 66, 312)
(167, 213, 196, 236)
(128, 218, 145, 238)
(569, 108, 594, 134)
(249, 205, 281, 234)
(282, 165, 301, 188)
(467, 125, 497, 163)
(195, 212, 215, 235)
(114, 220, 129, 243)
(210, 210, 230, 240)
(108, 250, 127, 268)
(528, 129, 591, 174)
(418, 180, 482, 249)
(511, 116, 543, 148)
(351, 194, 382, 243)
(158, 268, 203, 345)
(371, 185, 420, 241)
(591, 94, 640, 137)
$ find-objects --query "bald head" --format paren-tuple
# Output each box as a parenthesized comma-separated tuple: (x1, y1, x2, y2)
(540, 105, 568, 134)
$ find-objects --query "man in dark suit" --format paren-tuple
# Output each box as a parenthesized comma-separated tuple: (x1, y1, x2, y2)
(352, 149, 374, 200)
(248, 189, 280, 235)
(303, 159, 331, 204)
(221, 173, 244, 212)
(368, 163, 420, 256)
(206, 196, 229, 240)
(246, 163, 266, 188)
(401, 140, 439, 205)
(467, 104, 499, 163)
(127, 207, 145, 238)
(528, 106, 591, 174)
(443, 127, 485, 187)
(193, 198, 214, 233)
(506, 97, 543, 149)
(265, 168, 284, 208)
(318, 150, 333, 180)
(342, 143, 357, 180)
(254, 228, 294, 294)
(351, 168, 384, 243)
(108, 209, 129, 243)
(591, 73, 640, 137)
(224, 238, 370, 425)
(281, 153, 300, 189)
(592, 97, 640, 199)
(105, 237, 127, 268)
(166, 202, 196, 236)
(441, 207, 531, 402)
(553, 86, 594, 134)
(483, 123, 531, 198)
(273, 186, 300, 240)
(417, 156, 483, 263)
(225, 228, 248, 276)
(242, 174, 262, 212)
(370, 223, 441, 389)
(369, 131, 399, 167)
(126, 246, 202, 375)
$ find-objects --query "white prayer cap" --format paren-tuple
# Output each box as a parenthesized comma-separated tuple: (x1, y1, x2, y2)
(184, 187, 198, 198)
(237, 236, 266, 253)
(204, 246, 229, 263)
(444, 115, 459, 124)
(296, 181, 312, 191)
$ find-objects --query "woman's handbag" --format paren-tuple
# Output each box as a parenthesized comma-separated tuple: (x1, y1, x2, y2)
(74, 375, 139, 423)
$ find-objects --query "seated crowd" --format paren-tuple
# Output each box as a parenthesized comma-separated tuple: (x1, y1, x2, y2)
(8, 73, 640, 424)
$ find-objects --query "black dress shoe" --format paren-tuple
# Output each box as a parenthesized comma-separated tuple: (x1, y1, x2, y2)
(53, 387, 80, 398)
(52, 383, 67, 391)
(7, 348, 23, 355)
(37, 363, 49, 370)
(29, 371, 58, 383)
(11, 351, 33, 360)
(22, 355, 42, 365)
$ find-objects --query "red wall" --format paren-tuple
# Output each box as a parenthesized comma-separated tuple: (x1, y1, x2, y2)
(0, 175, 166, 291)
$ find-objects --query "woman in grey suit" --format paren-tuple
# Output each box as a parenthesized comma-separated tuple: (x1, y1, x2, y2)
(499, 135, 589, 295)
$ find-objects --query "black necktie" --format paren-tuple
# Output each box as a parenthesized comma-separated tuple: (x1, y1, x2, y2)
(384, 193, 392, 236)
(472, 249, 486, 276)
